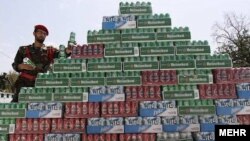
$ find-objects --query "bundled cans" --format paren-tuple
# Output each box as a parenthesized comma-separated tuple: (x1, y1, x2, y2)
(120, 134, 156, 141)
(64, 102, 100, 118)
(140, 101, 176, 109)
(90, 86, 124, 95)
(157, 132, 192, 141)
(125, 86, 161, 101)
(51, 118, 85, 133)
(198, 84, 236, 99)
(9, 134, 44, 141)
(125, 117, 161, 125)
(101, 101, 138, 117)
(88, 117, 123, 126)
(199, 115, 218, 124)
(82, 134, 118, 141)
(218, 115, 239, 124)
(71, 44, 104, 59)
(162, 116, 179, 125)
(44, 134, 80, 141)
(179, 115, 199, 124)
(28, 102, 62, 111)
(142, 70, 177, 86)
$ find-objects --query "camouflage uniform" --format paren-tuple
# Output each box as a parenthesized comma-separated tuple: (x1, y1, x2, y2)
(12, 44, 69, 102)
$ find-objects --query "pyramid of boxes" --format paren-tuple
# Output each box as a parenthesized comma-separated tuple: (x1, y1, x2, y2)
(1, 1, 250, 141)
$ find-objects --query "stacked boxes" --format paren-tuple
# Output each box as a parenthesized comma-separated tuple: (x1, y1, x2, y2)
(2, 1, 250, 141)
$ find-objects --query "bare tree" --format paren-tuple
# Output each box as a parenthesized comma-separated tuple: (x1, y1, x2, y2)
(212, 12, 250, 67)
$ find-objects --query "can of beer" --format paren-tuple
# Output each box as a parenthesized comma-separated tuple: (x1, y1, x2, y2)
(88, 102, 94, 115)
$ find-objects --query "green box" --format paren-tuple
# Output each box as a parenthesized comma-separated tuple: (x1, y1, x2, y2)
(119, 7, 152, 15)
(178, 74, 213, 84)
(35, 78, 69, 87)
(124, 61, 159, 71)
(137, 19, 171, 28)
(196, 60, 232, 69)
(160, 60, 195, 70)
(162, 90, 199, 100)
(140, 47, 175, 56)
(71, 78, 105, 87)
(157, 32, 191, 41)
(0, 109, 26, 118)
(105, 47, 139, 57)
(178, 105, 216, 115)
(87, 62, 122, 72)
(121, 33, 156, 42)
(54, 93, 88, 102)
(0, 124, 15, 134)
(19, 93, 53, 102)
(176, 46, 210, 55)
(53, 63, 87, 72)
(106, 77, 141, 86)
(87, 34, 121, 44)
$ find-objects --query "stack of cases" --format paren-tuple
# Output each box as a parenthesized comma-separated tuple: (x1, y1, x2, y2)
(1, 1, 250, 141)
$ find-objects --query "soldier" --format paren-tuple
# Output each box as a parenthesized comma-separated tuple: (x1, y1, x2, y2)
(12, 24, 72, 102)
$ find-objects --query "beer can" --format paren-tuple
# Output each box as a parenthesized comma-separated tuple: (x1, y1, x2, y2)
(39, 118, 45, 132)
(27, 118, 33, 132)
(82, 102, 88, 115)
(131, 101, 137, 114)
(119, 102, 125, 115)
(107, 102, 113, 115)
(94, 102, 100, 115)
(65, 103, 71, 115)
(80, 118, 86, 131)
(125, 87, 131, 100)
(88, 102, 94, 115)
(57, 118, 63, 131)
(102, 102, 108, 115)
(51, 119, 57, 131)
(76, 102, 82, 115)
(113, 102, 119, 115)
(131, 86, 137, 99)
(33, 119, 39, 132)
(15, 118, 22, 131)
(21, 118, 27, 132)
(137, 86, 144, 99)
(143, 86, 149, 98)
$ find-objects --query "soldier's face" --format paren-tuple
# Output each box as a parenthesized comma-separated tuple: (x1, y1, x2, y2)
(34, 29, 47, 44)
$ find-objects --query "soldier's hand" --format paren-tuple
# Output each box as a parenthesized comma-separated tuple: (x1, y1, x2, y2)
(65, 47, 72, 54)
(18, 64, 35, 70)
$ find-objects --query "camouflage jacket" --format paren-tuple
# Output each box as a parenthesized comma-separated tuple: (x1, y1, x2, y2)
(12, 44, 69, 76)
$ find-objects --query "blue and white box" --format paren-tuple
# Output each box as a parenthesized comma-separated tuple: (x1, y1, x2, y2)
(140, 101, 178, 117)
(193, 132, 215, 141)
(162, 115, 200, 132)
(199, 115, 218, 132)
(102, 15, 136, 30)
(125, 117, 162, 133)
(89, 86, 125, 102)
(216, 99, 250, 115)
(236, 83, 250, 99)
(87, 117, 124, 134)
(26, 102, 62, 118)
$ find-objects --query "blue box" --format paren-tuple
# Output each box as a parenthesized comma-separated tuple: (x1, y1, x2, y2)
(87, 125, 124, 134)
(193, 132, 215, 141)
(139, 108, 178, 117)
(102, 15, 136, 30)
(26, 110, 62, 118)
(124, 125, 162, 133)
(216, 106, 250, 115)
(200, 123, 215, 132)
(236, 83, 250, 99)
(88, 94, 125, 102)
(163, 124, 200, 132)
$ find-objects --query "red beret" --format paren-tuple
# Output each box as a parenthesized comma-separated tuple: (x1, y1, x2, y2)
(34, 24, 49, 35)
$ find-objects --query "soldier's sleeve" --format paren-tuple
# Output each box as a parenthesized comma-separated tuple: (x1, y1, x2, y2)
(12, 47, 25, 72)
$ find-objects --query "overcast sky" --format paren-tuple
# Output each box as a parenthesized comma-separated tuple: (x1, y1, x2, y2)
(0, 0, 250, 73)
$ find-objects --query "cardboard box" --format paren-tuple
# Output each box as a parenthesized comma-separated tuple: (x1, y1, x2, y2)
(71, 77, 105, 87)
(176, 46, 210, 55)
(137, 19, 171, 28)
(53, 93, 88, 102)
(121, 33, 156, 43)
(140, 108, 178, 117)
(87, 125, 124, 134)
(87, 62, 122, 72)
(157, 32, 191, 41)
(178, 106, 216, 115)
(102, 15, 136, 30)
(124, 61, 159, 71)
(105, 47, 139, 57)
(53, 63, 86, 72)
(140, 47, 175, 56)
(162, 90, 199, 100)
(35, 78, 69, 87)
(125, 125, 162, 133)
(89, 94, 125, 102)
(236, 83, 250, 99)
(0, 109, 26, 118)
(196, 60, 232, 69)
(106, 77, 141, 86)
(160, 60, 195, 70)
(0, 124, 15, 134)
(178, 74, 213, 84)
(19, 93, 53, 102)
